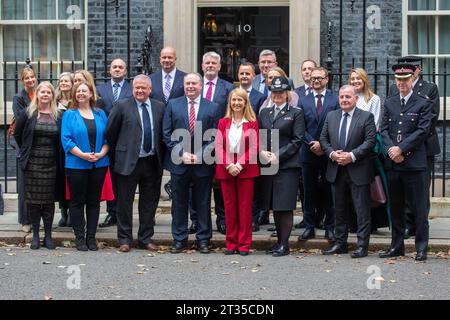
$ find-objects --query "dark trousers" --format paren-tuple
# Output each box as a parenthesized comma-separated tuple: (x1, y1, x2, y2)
(116, 155, 162, 246)
(214, 185, 225, 224)
(301, 161, 334, 231)
(28, 203, 55, 225)
(66, 167, 107, 239)
(388, 170, 429, 253)
(332, 167, 371, 249)
(106, 167, 119, 217)
(171, 170, 212, 243)
(405, 156, 433, 231)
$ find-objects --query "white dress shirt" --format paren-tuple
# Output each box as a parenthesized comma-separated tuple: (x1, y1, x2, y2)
(186, 96, 201, 119)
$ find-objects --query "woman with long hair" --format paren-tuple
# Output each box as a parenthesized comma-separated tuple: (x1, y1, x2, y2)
(61, 81, 109, 251)
(14, 82, 64, 249)
(215, 88, 259, 256)
(12, 67, 37, 233)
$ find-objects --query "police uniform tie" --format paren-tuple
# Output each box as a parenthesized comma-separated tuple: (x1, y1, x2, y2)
(401, 97, 406, 109)
(140, 103, 152, 153)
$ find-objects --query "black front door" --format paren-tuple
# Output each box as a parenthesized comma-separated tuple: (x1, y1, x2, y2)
(198, 6, 290, 82)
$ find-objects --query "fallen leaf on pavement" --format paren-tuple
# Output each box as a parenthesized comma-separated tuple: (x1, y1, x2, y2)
(7, 253, 16, 256)
(423, 272, 431, 275)
(389, 280, 397, 283)
(42, 261, 52, 265)
(222, 272, 230, 275)
(136, 264, 146, 267)
(191, 259, 199, 263)
(136, 271, 146, 275)
(384, 260, 397, 264)
(325, 270, 331, 273)
(147, 253, 155, 257)
(173, 260, 183, 263)
(251, 268, 259, 273)
(44, 295, 53, 300)
(231, 261, 239, 264)
(62, 241, 72, 248)
(375, 276, 385, 281)
(57, 266, 66, 269)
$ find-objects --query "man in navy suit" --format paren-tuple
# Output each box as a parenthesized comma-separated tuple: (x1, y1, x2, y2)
(150, 46, 187, 105)
(163, 73, 220, 254)
(96, 58, 133, 228)
(201, 51, 234, 234)
(298, 67, 339, 241)
(238, 62, 266, 114)
(295, 59, 317, 100)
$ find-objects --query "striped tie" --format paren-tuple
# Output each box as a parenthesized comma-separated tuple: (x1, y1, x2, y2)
(164, 74, 172, 102)
(113, 83, 120, 101)
(189, 100, 195, 136)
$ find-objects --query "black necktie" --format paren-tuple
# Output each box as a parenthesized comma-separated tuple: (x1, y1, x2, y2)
(316, 94, 323, 117)
(339, 112, 349, 150)
(401, 98, 406, 109)
(140, 103, 152, 153)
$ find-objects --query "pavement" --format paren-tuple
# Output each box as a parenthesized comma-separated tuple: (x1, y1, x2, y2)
(1, 199, 450, 253)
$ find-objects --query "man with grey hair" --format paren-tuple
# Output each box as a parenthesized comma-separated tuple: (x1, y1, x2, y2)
(201, 51, 234, 234)
(105, 74, 166, 253)
(320, 84, 376, 258)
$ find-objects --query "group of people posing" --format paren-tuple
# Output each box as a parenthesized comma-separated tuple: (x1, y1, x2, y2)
(12, 47, 439, 261)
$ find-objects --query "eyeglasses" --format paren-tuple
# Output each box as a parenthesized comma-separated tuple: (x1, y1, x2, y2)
(311, 77, 326, 82)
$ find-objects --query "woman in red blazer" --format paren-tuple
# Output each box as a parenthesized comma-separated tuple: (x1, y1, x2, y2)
(215, 88, 259, 256)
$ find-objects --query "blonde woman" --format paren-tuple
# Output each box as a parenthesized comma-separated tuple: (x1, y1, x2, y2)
(73, 69, 99, 99)
(14, 82, 64, 249)
(349, 68, 381, 130)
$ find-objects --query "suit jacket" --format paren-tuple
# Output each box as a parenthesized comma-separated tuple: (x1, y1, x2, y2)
(206, 78, 235, 118)
(258, 103, 305, 170)
(105, 97, 165, 176)
(248, 88, 267, 115)
(150, 69, 187, 105)
(381, 92, 433, 171)
(390, 79, 440, 156)
(298, 89, 340, 163)
(12, 89, 31, 118)
(162, 96, 220, 177)
(252, 74, 295, 95)
(96, 80, 133, 116)
(320, 107, 377, 186)
(215, 118, 259, 180)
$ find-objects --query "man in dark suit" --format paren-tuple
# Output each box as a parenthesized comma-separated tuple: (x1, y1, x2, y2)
(298, 67, 339, 241)
(380, 64, 433, 261)
(150, 46, 187, 105)
(238, 62, 266, 115)
(104, 75, 165, 253)
(320, 85, 376, 258)
(389, 56, 440, 239)
(201, 51, 235, 234)
(96, 58, 133, 228)
(163, 73, 219, 254)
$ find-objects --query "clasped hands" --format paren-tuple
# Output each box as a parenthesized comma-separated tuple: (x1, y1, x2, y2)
(82, 152, 103, 162)
(309, 141, 324, 156)
(331, 150, 353, 166)
(388, 146, 404, 163)
(182, 152, 199, 164)
(227, 164, 241, 177)
(260, 150, 279, 165)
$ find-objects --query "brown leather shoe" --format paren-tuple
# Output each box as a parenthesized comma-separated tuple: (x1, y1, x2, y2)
(139, 242, 159, 252)
(119, 244, 130, 252)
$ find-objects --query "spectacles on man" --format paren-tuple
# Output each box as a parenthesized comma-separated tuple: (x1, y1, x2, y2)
(311, 76, 326, 82)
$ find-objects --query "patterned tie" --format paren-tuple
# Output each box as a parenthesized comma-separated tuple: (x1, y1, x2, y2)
(113, 83, 120, 101)
(164, 74, 172, 102)
(140, 103, 152, 153)
(205, 81, 213, 101)
(189, 100, 195, 136)
(339, 112, 349, 150)
(316, 94, 323, 117)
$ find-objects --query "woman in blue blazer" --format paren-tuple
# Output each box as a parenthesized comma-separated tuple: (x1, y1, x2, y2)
(61, 81, 109, 251)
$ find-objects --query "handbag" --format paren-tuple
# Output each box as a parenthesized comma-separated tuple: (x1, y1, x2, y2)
(370, 175, 386, 208)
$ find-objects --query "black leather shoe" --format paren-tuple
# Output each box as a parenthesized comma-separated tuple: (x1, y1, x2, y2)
(294, 220, 306, 229)
(266, 243, 280, 254)
(170, 241, 187, 253)
(189, 222, 198, 234)
(299, 228, 315, 241)
(322, 243, 348, 255)
(99, 214, 117, 228)
(224, 249, 238, 255)
(415, 251, 427, 261)
(324, 229, 336, 241)
(197, 241, 210, 254)
(404, 227, 415, 239)
(379, 248, 405, 258)
(272, 245, 289, 257)
(252, 221, 260, 232)
(75, 238, 88, 251)
(239, 251, 249, 256)
(86, 237, 98, 251)
(257, 212, 270, 226)
(351, 247, 368, 258)
(217, 222, 226, 235)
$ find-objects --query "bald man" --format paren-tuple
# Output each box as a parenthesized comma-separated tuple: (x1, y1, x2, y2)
(150, 46, 187, 105)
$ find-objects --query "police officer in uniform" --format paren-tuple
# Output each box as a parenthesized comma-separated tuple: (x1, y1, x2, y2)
(258, 77, 305, 257)
(380, 64, 433, 261)
(389, 56, 440, 239)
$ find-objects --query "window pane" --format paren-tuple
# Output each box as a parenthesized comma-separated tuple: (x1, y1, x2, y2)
(408, 16, 435, 54)
(439, 16, 450, 54)
(59, 0, 85, 20)
(1, 0, 26, 19)
(439, 0, 450, 9)
(60, 25, 85, 61)
(408, 0, 436, 10)
(3, 26, 28, 61)
(438, 58, 450, 98)
(4, 63, 26, 101)
(30, 0, 56, 19)
(28, 62, 58, 83)
(31, 25, 57, 61)
(421, 57, 437, 83)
